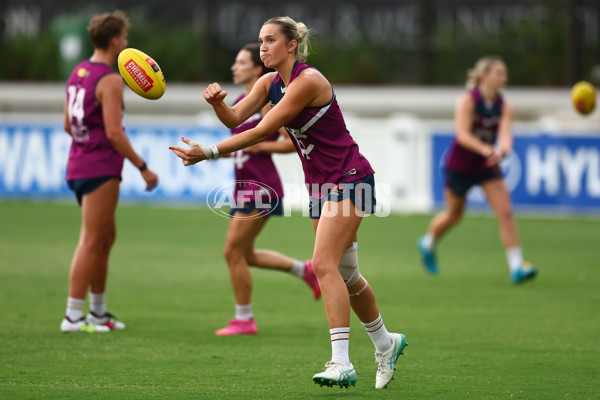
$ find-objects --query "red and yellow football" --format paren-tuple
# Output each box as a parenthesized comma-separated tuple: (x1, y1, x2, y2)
(118, 48, 166, 100)
(571, 81, 595, 115)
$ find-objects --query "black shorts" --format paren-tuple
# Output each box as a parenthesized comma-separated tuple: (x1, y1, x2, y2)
(67, 175, 117, 206)
(445, 167, 502, 197)
(309, 174, 377, 219)
(229, 199, 283, 218)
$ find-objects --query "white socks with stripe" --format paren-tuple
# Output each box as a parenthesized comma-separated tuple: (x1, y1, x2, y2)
(89, 292, 106, 316)
(66, 297, 85, 321)
(329, 316, 393, 365)
(66, 293, 107, 322)
(363, 314, 393, 354)
(235, 304, 253, 321)
(289, 259, 306, 279)
(330, 327, 351, 367)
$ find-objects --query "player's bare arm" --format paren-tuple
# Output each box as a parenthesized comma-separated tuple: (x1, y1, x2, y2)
(455, 92, 494, 157)
(205, 73, 274, 128)
(246, 106, 294, 154)
(99, 74, 158, 190)
(171, 103, 293, 164)
(497, 102, 514, 157)
(214, 69, 324, 155)
(247, 127, 295, 154)
(171, 70, 323, 164)
(99, 74, 143, 167)
(295, 68, 333, 108)
(63, 99, 72, 136)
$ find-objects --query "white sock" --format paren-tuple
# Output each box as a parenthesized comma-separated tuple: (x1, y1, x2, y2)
(289, 259, 305, 279)
(66, 297, 85, 321)
(89, 292, 106, 316)
(506, 246, 523, 273)
(235, 304, 253, 321)
(421, 233, 435, 251)
(363, 314, 392, 353)
(330, 327, 351, 367)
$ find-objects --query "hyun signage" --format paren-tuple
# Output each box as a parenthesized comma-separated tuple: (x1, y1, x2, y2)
(432, 133, 600, 212)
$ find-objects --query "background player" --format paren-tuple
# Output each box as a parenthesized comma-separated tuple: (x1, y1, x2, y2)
(170, 16, 406, 390)
(60, 10, 158, 333)
(215, 42, 320, 336)
(418, 55, 536, 284)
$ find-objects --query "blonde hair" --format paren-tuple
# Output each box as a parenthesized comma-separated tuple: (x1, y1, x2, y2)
(264, 16, 311, 62)
(466, 55, 504, 89)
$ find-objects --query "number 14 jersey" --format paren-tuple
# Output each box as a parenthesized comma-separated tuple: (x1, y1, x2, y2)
(65, 60, 125, 180)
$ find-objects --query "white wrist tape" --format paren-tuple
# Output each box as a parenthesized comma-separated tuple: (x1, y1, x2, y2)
(209, 144, 220, 159)
(188, 140, 219, 160)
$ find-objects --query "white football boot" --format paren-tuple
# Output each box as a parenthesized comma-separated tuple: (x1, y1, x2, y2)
(312, 361, 358, 388)
(86, 312, 126, 331)
(60, 317, 110, 333)
(375, 333, 407, 389)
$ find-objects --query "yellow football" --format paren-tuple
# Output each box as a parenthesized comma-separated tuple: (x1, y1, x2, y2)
(571, 81, 596, 115)
(117, 48, 166, 100)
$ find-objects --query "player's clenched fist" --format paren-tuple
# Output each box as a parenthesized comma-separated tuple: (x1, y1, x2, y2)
(203, 82, 228, 104)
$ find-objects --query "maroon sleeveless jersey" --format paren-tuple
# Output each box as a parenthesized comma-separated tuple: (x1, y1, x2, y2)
(65, 60, 124, 180)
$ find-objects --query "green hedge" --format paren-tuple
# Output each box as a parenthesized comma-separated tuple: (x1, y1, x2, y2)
(0, 11, 596, 86)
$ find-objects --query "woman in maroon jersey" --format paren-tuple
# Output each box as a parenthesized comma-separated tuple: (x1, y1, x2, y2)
(170, 16, 406, 390)
(215, 43, 320, 337)
(60, 11, 158, 333)
(418, 56, 537, 284)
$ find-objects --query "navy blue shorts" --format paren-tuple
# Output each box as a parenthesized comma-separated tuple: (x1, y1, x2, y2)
(67, 175, 117, 206)
(309, 174, 377, 219)
(229, 199, 283, 218)
(445, 167, 502, 197)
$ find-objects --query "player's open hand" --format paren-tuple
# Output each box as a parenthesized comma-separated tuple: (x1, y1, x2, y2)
(169, 137, 208, 166)
(203, 83, 228, 105)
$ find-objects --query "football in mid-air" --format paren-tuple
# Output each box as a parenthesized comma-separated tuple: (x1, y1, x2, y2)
(571, 81, 595, 115)
(118, 48, 166, 100)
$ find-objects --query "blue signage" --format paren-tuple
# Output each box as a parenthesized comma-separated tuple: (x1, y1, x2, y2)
(432, 132, 600, 212)
(0, 122, 232, 203)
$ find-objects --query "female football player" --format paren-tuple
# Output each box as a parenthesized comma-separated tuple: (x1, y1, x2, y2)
(170, 16, 406, 390)
(61, 10, 158, 333)
(214, 42, 320, 337)
(418, 56, 537, 284)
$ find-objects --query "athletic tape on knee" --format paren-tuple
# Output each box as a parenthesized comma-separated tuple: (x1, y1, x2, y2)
(339, 242, 360, 286)
(349, 276, 369, 297)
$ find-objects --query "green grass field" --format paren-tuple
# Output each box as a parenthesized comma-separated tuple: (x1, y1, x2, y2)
(0, 201, 598, 399)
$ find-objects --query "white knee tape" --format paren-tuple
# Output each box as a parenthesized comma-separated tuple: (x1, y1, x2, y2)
(349, 277, 369, 297)
(339, 242, 360, 286)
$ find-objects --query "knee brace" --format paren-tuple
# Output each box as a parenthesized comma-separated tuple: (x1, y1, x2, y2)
(339, 242, 361, 286)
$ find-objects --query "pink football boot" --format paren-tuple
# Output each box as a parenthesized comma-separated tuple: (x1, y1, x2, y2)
(215, 318, 258, 336)
(303, 260, 321, 300)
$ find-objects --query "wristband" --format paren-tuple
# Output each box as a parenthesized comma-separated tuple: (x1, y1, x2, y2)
(191, 141, 220, 161)
(138, 161, 147, 172)
(209, 144, 220, 160)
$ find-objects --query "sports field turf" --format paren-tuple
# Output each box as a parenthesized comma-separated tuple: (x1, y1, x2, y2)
(0, 201, 597, 399)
